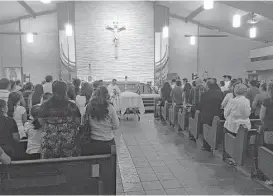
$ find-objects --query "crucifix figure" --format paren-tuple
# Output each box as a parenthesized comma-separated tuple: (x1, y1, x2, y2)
(106, 21, 126, 58)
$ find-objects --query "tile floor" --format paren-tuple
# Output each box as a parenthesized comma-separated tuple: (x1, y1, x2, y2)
(115, 114, 272, 195)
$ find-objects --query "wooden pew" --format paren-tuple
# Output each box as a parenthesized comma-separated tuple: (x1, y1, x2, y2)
(168, 103, 177, 126)
(222, 126, 258, 166)
(188, 110, 200, 140)
(203, 116, 221, 153)
(154, 98, 161, 118)
(162, 101, 171, 121)
(178, 107, 185, 131)
(0, 146, 117, 195)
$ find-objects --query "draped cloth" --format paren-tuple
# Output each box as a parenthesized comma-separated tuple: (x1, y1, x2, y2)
(119, 92, 145, 115)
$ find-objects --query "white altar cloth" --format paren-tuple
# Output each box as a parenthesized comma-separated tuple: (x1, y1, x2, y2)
(120, 91, 145, 115)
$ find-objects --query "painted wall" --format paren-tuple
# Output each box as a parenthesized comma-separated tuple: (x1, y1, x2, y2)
(0, 22, 21, 78)
(75, 1, 154, 83)
(20, 13, 59, 84)
(169, 16, 267, 81)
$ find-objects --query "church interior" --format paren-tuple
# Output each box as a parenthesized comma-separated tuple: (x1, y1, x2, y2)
(0, 0, 273, 195)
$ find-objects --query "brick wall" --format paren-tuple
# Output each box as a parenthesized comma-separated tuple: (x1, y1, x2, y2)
(75, 1, 154, 83)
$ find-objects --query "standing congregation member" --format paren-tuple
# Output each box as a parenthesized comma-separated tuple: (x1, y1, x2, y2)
(22, 82, 34, 115)
(221, 79, 238, 109)
(199, 81, 223, 151)
(0, 78, 11, 102)
(159, 82, 172, 106)
(246, 80, 260, 109)
(171, 79, 176, 89)
(67, 83, 76, 103)
(260, 82, 273, 151)
(7, 92, 27, 139)
(38, 81, 81, 159)
(83, 86, 119, 155)
(224, 84, 251, 136)
(107, 79, 121, 115)
(43, 75, 53, 93)
(10, 80, 26, 107)
(15, 80, 22, 91)
(76, 82, 93, 117)
(220, 81, 227, 92)
(170, 80, 183, 105)
(73, 78, 81, 96)
(0, 99, 20, 157)
(223, 75, 232, 89)
(252, 83, 268, 119)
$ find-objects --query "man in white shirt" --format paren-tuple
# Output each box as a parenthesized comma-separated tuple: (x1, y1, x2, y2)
(0, 78, 11, 102)
(107, 79, 121, 115)
(43, 75, 53, 93)
(223, 75, 231, 89)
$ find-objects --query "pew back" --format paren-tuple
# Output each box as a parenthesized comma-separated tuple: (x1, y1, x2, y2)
(163, 101, 171, 121)
(0, 146, 117, 195)
(257, 146, 273, 181)
(203, 116, 220, 151)
(189, 110, 200, 139)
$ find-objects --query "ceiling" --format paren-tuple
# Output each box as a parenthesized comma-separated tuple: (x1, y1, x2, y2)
(156, 1, 273, 43)
(0, 1, 56, 24)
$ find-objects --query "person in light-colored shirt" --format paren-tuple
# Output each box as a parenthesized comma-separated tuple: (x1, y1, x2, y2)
(42, 75, 53, 93)
(76, 82, 93, 118)
(107, 79, 121, 115)
(0, 78, 11, 102)
(224, 83, 251, 135)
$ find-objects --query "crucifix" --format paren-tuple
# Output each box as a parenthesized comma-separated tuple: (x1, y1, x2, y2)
(106, 21, 126, 59)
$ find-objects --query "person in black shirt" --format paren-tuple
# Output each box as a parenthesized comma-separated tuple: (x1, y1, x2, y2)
(0, 99, 20, 157)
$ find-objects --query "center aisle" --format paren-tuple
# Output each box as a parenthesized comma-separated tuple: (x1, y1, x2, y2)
(115, 114, 272, 195)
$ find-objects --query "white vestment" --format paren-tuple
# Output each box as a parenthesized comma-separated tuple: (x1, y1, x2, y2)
(107, 84, 121, 113)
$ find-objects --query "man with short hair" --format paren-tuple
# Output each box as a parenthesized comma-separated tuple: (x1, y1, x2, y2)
(43, 75, 53, 93)
(246, 80, 260, 107)
(182, 78, 188, 89)
(223, 75, 232, 89)
(171, 79, 176, 89)
(0, 78, 11, 102)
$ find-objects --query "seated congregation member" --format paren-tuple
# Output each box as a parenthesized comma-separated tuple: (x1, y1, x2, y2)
(0, 147, 11, 165)
(260, 82, 273, 151)
(198, 81, 223, 150)
(221, 79, 238, 109)
(83, 86, 119, 155)
(7, 92, 27, 139)
(224, 84, 251, 136)
(159, 82, 172, 106)
(28, 84, 44, 111)
(76, 82, 93, 117)
(22, 82, 34, 114)
(170, 80, 183, 105)
(67, 83, 76, 103)
(25, 105, 42, 160)
(0, 78, 11, 102)
(246, 80, 260, 107)
(73, 78, 81, 96)
(38, 81, 81, 159)
(9, 80, 26, 107)
(252, 83, 268, 119)
(0, 99, 20, 157)
(43, 75, 53, 93)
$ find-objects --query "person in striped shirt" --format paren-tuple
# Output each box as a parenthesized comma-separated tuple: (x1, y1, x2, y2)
(0, 78, 11, 102)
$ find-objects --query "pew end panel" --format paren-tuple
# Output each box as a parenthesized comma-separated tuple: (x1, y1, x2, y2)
(257, 147, 273, 181)
(177, 108, 183, 131)
(189, 110, 200, 140)
(203, 116, 220, 152)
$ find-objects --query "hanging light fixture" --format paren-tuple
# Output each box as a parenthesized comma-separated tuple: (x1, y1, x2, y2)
(162, 26, 169, 38)
(26, 33, 34, 43)
(65, 23, 73, 36)
(232, 14, 241, 28)
(204, 0, 214, 10)
(190, 36, 196, 45)
(41, 0, 51, 4)
(249, 26, 256, 38)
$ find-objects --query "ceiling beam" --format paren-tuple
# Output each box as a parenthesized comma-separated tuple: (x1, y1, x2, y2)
(221, 1, 273, 22)
(185, 5, 204, 22)
(0, 9, 56, 25)
(17, 1, 37, 18)
(170, 13, 269, 43)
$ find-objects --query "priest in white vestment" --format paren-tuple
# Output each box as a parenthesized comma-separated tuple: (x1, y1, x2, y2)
(108, 79, 121, 115)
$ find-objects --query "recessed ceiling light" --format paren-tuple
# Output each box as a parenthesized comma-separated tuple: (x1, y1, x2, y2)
(41, 0, 51, 4)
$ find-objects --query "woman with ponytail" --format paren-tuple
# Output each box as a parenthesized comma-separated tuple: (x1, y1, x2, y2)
(260, 81, 273, 150)
(7, 92, 27, 139)
(38, 80, 81, 159)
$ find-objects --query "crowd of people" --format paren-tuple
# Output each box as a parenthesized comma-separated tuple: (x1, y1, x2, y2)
(0, 76, 121, 163)
(158, 75, 273, 151)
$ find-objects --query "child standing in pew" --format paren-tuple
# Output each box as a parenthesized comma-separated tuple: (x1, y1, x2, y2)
(24, 105, 42, 160)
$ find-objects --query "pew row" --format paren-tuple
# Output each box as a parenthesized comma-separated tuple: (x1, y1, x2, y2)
(0, 146, 117, 195)
(168, 103, 175, 126)
(162, 101, 172, 121)
(188, 110, 200, 140)
(154, 98, 161, 118)
(222, 126, 258, 166)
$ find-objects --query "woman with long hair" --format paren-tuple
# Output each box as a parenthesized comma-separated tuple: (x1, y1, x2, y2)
(28, 84, 44, 111)
(0, 99, 20, 157)
(38, 80, 81, 159)
(76, 82, 93, 117)
(83, 86, 119, 155)
(7, 92, 27, 139)
(260, 82, 273, 151)
(160, 82, 172, 105)
(22, 82, 34, 114)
